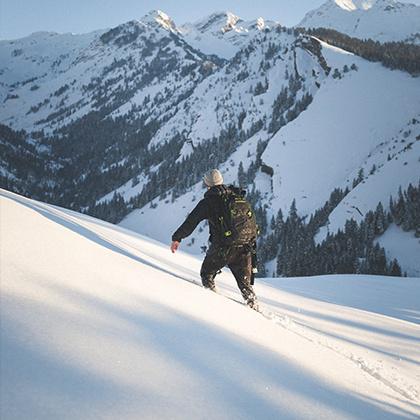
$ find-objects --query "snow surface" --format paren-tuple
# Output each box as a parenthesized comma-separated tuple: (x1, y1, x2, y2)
(315, 132, 420, 246)
(376, 224, 420, 277)
(1, 188, 419, 419)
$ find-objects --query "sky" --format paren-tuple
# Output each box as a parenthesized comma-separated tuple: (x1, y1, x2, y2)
(1, 0, 420, 40)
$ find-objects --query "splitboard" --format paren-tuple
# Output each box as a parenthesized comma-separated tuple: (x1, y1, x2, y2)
(172, 272, 262, 313)
(172, 271, 295, 332)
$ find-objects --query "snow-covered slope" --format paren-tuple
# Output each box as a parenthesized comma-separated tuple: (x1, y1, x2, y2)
(376, 224, 420, 277)
(147, 29, 322, 152)
(0, 30, 104, 87)
(261, 40, 419, 238)
(299, 0, 420, 44)
(0, 9, 279, 132)
(0, 11, 221, 132)
(313, 113, 420, 255)
(1, 188, 419, 419)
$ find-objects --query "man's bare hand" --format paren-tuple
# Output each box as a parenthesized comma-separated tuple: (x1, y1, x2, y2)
(171, 241, 180, 253)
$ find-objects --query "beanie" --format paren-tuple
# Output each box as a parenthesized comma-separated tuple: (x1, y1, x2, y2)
(203, 169, 224, 187)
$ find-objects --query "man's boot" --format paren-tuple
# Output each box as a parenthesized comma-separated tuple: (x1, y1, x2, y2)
(246, 297, 259, 312)
(242, 286, 259, 311)
(201, 275, 216, 292)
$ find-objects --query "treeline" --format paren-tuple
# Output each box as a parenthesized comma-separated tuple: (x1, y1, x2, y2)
(87, 123, 242, 221)
(0, 124, 51, 200)
(390, 183, 420, 236)
(303, 28, 420, 76)
(258, 181, 420, 278)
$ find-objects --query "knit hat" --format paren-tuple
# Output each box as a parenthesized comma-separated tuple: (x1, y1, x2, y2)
(203, 169, 224, 187)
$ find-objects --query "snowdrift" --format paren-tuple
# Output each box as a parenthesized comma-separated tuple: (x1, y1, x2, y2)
(1, 189, 419, 419)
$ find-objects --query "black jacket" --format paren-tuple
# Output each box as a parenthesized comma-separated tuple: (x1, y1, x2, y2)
(172, 184, 245, 244)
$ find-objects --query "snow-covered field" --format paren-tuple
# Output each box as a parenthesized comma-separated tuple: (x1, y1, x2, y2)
(1, 188, 419, 419)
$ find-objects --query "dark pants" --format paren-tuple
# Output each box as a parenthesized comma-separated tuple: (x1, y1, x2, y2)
(200, 244, 257, 306)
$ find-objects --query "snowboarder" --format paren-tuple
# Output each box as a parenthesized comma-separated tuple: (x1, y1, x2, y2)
(170, 169, 259, 310)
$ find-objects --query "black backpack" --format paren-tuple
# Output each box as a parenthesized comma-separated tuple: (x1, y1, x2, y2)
(217, 188, 258, 246)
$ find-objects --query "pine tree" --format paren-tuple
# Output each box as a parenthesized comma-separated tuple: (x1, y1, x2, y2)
(374, 202, 386, 234)
(332, 68, 341, 79)
(237, 161, 247, 187)
(353, 168, 365, 188)
(270, 215, 276, 231)
(388, 259, 402, 276)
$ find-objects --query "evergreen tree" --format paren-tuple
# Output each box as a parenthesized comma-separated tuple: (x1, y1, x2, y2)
(237, 161, 247, 187)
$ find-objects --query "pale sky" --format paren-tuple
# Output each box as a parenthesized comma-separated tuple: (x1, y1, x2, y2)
(1, 0, 420, 40)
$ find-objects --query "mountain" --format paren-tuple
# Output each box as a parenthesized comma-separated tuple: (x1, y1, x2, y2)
(299, 0, 420, 44)
(0, 11, 222, 132)
(0, 15, 323, 208)
(179, 11, 277, 58)
(0, 10, 419, 277)
(1, 188, 419, 419)
(0, 10, 226, 208)
(261, 40, 419, 233)
(119, 36, 420, 276)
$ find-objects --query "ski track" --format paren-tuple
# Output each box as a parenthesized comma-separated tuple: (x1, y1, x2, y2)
(143, 263, 420, 406)
(258, 309, 419, 404)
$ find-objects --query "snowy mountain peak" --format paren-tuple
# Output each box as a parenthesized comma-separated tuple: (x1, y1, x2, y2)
(244, 17, 268, 31)
(139, 9, 178, 32)
(178, 12, 276, 59)
(327, 0, 416, 12)
(334, 0, 377, 11)
(222, 11, 242, 32)
(299, 0, 420, 43)
(186, 11, 243, 34)
(256, 17, 266, 30)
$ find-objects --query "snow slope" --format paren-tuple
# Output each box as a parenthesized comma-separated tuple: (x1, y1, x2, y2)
(299, 0, 420, 44)
(261, 40, 420, 230)
(1, 188, 419, 419)
(376, 224, 420, 277)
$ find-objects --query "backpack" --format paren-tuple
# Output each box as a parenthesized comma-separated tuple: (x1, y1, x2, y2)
(217, 189, 258, 246)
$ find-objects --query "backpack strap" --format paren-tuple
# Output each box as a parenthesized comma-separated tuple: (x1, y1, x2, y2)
(217, 189, 232, 239)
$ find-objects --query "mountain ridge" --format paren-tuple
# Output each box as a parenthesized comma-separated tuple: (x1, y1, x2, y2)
(299, 0, 420, 43)
(0, 9, 419, 277)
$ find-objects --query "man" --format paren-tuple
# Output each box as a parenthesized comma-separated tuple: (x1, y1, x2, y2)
(170, 169, 258, 310)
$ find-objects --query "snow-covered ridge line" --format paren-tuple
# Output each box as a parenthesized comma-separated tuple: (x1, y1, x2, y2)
(299, 0, 420, 44)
